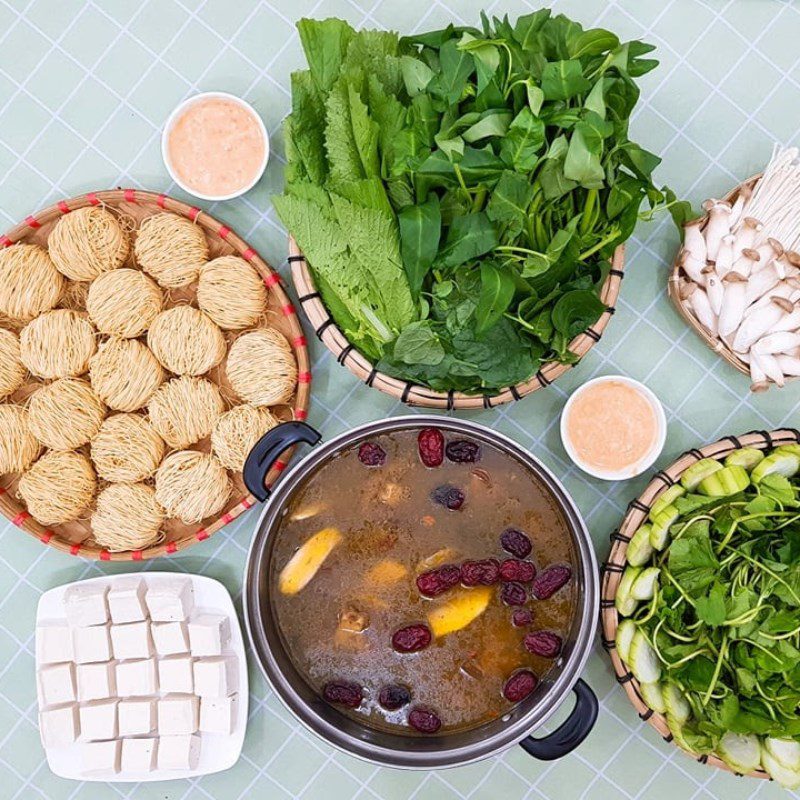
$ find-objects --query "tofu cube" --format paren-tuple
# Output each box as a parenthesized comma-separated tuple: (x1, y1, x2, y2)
(108, 577, 148, 624)
(79, 699, 118, 741)
(199, 694, 238, 735)
(188, 614, 231, 657)
(157, 694, 199, 735)
(73, 624, 112, 664)
(158, 656, 194, 694)
(77, 662, 116, 702)
(193, 656, 238, 697)
(64, 584, 109, 627)
(81, 740, 120, 775)
(39, 704, 79, 748)
(110, 621, 152, 660)
(121, 737, 158, 772)
(38, 663, 76, 706)
(157, 734, 200, 771)
(116, 658, 158, 697)
(36, 621, 73, 664)
(152, 621, 189, 656)
(119, 698, 156, 736)
(145, 579, 194, 622)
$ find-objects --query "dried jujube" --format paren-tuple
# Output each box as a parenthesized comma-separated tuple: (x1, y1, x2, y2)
(408, 706, 442, 734)
(511, 608, 533, 627)
(392, 623, 432, 653)
(503, 670, 538, 702)
(524, 631, 563, 659)
(418, 428, 444, 467)
(460, 558, 500, 586)
(445, 439, 481, 463)
(532, 565, 572, 600)
(500, 582, 527, 606)
(378, 684, 411, 711)
(500, 527, 532, 558)
(358, 441, 386, 466)
(416, 565, 461, 597)
(322, 681, 363, 708)
(430, 484, 465, 510)
(499, 558, 536, 583)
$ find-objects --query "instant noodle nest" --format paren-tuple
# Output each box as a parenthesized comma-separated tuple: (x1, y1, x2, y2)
(0, 244, 65, 322)
(28, 378, 105, 451)
(20, 309, 97, 379)
(211, 404, 278, 471)
(87, 268, 162, 337)
(48, 206, 130, 281)
(0, 405, 41, 474)
(91, 482, 164, 551)
(147, 376, 224, 449)
(147, 305, 226, 376)
(227, 328, 297, 406)
(135, 213, 208, 288)
(197, 256, 267, 330)
(89, 337, 164, 411)
(0, 329, 25, 399)
(155, 450, 231, 524)
(18, 449, 96, 526)
(90, 413, 165, 482)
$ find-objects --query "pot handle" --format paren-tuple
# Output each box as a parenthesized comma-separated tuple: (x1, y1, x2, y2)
(243, 421, 322, 502)
(519, 679, 598, 761)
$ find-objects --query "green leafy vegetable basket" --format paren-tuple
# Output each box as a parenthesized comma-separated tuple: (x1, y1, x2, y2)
(601, 428, 800, 784)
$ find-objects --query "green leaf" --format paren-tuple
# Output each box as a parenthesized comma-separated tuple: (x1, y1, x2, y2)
(569, 28, 620, 58)
(759, 473, 798, 506)
(563, 114, 610, 188)
(400, 55, 435, 96)
(433, 39, 475, 104)
(541, 60, 591, 101)
(297, 17, 355, 94)
(475, 261, 515, 334)
(285, 71, 328, 185)
(524, 80, 545, 115)
(621, 142, 662, 179)
(499, 108, 546, 172)
(695, 583, 727, 627)
(512, 10, 551, 50)
(463, 110, 513, 142)
(392, 320, 445, 365)
(486, 171, 535, 236)
(325, 80, 380, 184)
(584, 77, 606, 119)
(398, 195, 441, 300)
(436, 212, 499, 268)
(551, 289, 605, 339)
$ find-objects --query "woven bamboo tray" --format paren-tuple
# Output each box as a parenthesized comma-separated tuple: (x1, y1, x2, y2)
(600, 427, 800, 780)
(290, 237, 625, 409)
(668, 175, 760, 383)
(0, 189, 311, 561)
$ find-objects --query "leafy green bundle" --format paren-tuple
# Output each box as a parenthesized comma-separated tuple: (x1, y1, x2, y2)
(275, 11, 688, 393)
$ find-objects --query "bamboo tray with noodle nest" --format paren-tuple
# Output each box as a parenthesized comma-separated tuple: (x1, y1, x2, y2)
(0, 189, 310, 561)
(290, 236, 625, 409)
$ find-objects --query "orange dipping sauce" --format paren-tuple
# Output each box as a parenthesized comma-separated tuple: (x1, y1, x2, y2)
(167, 96, 266, 198)
(563, 379, 660, 476)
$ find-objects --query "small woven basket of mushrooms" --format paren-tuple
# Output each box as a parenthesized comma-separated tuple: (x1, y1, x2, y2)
(669, 144, 800, 391)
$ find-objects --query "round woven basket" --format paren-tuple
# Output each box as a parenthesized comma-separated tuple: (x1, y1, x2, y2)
(0, 189, 311, 561)
(668, 174, 762, 384)
(600, 427, 800, 780)
(290, 237, 625, 409)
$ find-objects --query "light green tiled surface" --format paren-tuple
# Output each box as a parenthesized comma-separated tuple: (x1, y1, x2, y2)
(1, 0, 799, 797)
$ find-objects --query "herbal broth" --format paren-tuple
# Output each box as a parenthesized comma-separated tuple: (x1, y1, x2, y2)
(270, 428, 576, 735)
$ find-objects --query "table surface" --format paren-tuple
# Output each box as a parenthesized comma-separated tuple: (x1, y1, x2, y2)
(1, 0, 798, 797)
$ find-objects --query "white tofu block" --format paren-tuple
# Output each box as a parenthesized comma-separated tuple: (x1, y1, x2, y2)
(145, 579, 194, 622)
(152, 621, 189, 656)
(108, 577, 148, 624)
(36, 621, 73, 664)
(157, 694, 199, 735)
(121, 737, 158, 772)
(157, 734, 200, 771)
(73, 624, 112, 664)
(116, 658, 158, 697)
(79, 699, 118, 741)
(193, 656, 238, 697)
(188, 614, 231, 657)
(119, 698, 156, 736)
(38, 663, 76, 706)
(111, 621, 152, 660)
(158, 656, 194, 694)
(64, 584, 108, 627)
(81, 740, 120, 775)
(39, 704, 79, 748)
(77, 661, 116, 702)
(199, 694, 238, 735)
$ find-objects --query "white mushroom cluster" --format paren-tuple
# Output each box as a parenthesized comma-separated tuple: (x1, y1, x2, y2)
(677, 145, 800, 390)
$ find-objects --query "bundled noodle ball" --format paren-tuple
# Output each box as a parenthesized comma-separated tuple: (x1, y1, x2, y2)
(89, 338, 164, 412)
(0, 329, 25, 399)
(58, 281, 89, 311)
(19, 450, 96, 526)
(0, 405, 41, 474)
(148, 376, 224, 449)
(0, 244, 65, 322)
(227, 328, 297, 407)
(135, 213, 208, 288)
(91, 413, 165, 483)
(197, 256, 267, 330)
(28, 378, 105, 451)
(155, 450, 231, 524)
(147, 305, 226, 376)
(87, 268, 163, 338)
(20, 309, 96, 379)
(91, 482, 164, 551)
(48, 207, 130, 281)
(211, 404, 278, 471)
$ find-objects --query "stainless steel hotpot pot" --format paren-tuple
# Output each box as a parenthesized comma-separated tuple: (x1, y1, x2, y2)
(242, 415, 599, 769)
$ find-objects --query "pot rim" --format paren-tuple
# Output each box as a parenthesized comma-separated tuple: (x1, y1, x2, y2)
(243, 415, 599, 769)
